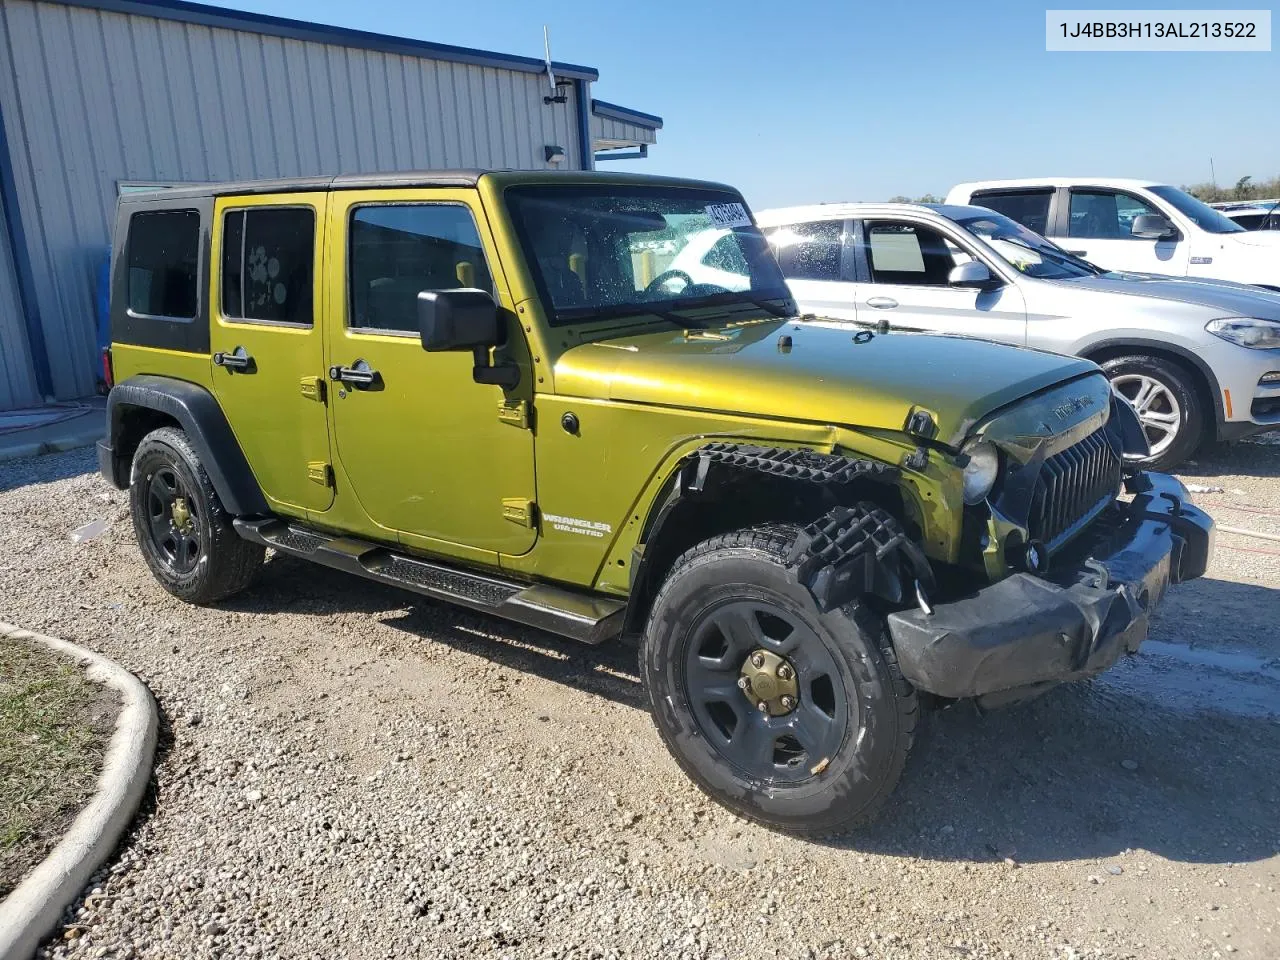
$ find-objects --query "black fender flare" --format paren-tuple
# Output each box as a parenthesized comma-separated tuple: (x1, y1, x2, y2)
(103, 376, 268, 517)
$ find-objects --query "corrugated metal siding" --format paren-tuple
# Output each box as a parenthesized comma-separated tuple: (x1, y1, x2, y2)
(0, 192, 39, 408)
(0, 0, 584, 403)
(591, 114, 657, 149)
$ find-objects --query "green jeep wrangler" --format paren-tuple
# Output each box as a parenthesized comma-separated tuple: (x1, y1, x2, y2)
(99, 170, 1213, 835)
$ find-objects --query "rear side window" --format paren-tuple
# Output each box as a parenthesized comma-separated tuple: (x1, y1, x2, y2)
(221, 207, 316, 324)
(766, 220, 843, 281)
(972, 190, 1053, 236)
(348, 204, 493, 332)
(127, 210, 200, 318)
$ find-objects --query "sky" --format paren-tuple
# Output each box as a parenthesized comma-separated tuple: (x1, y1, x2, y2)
(241, 0, 1277, 210)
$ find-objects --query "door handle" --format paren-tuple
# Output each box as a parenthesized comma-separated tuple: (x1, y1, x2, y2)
(865, 297, 898, 309)
(212, 345, 255, 373)
(328, 359, 381, 390)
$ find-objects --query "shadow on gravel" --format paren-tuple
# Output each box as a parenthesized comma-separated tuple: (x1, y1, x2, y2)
(233, 550, 1278, 868)
(226, 555, 646, 711)
(1179, 435, 1280, 480)
(0, 447, 94, 493)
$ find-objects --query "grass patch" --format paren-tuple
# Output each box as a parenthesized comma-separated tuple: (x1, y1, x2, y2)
(0, 636, 118, 899)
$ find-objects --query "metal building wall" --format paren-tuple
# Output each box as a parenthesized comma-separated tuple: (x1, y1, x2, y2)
(0, 0, 588, 403)
(591, 114, 658, 149)
(0, 191, 39, 409)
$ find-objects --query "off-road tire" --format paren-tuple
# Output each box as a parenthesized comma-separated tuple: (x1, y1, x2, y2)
(129, 426, 264, 604)
(1100, 353, 1205, 471)
(641, 524, 918, 837)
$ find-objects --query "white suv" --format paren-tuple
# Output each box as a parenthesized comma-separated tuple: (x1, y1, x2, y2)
(754, 202, 1280, 469)
(945, 178, 1280, 290)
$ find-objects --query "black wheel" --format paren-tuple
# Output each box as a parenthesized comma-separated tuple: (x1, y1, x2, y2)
(1100, 354, 1205, 471)
(641, 525, 917, 836)
(129, 426, 264, 604)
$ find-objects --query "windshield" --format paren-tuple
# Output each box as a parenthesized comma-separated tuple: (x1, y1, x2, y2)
(504, 184, 790, 326)
(953, 210, 1101, 279)
(1148, 185, 1246, 234)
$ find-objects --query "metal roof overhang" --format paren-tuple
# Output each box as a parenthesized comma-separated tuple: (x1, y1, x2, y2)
(591, 100, 663, 162)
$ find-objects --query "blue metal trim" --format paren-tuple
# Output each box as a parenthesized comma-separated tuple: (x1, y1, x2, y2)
(590, 99, 663, 130)
(0, 92, 53, 399)
(594, 147, 648, 162)
(574, 79, 594, 172)
(52, 0, 600, 80)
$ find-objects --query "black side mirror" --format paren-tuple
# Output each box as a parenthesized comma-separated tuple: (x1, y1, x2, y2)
(418, 288, 503, 352)
(418, 288, 519, 389)
(1131, 214, 1177, 241)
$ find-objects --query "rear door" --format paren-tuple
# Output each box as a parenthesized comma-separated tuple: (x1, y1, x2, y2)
(763, 218, 858, 321)
(209, 194, 333, 518)
(1062, 187, 1191, 275)
(852, 217, 1027, 344)
(322, 189, 536, 564)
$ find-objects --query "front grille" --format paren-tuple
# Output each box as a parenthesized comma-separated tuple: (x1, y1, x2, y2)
(1028, 428, 1122, 551)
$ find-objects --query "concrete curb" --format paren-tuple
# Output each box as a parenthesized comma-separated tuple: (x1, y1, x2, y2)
(0, 423, 103, 465)
(0, 623, 158, 960)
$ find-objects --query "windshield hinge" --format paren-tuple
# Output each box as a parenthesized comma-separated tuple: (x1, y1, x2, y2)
(502, 497, 536, 527)
(299, 376, 326, 403)
(307, 461, 333, 487)
(498, 400, 530, 429)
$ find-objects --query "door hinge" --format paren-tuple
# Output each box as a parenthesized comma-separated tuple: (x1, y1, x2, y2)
(300, 376, 326, 403)
(502, 497, 536, 527)
(497, 400, 530, 429)
(307, 461, 333, 487)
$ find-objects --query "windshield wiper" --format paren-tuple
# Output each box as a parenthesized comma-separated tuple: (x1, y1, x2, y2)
(555, 303, 719, 328)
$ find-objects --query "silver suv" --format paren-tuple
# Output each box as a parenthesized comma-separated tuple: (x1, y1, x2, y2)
(750, 202, 1280, 469)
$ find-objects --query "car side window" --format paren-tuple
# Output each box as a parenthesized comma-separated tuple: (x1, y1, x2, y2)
(701, 234, 750, 275)
(1068, 190, 1161, 239)
(221, 207, 315, 324)
(127, 210, 200, 319)
(972, 190, 1053, 236)
(348, 204, 493, 332)
(766, 220, 843, 281)
(862, 221, 965, 286)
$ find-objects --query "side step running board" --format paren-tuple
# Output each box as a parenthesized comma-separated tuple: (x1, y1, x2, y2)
(234, 518, 625, 645)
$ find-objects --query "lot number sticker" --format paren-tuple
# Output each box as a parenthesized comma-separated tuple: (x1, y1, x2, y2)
(705, 202, 752, 228)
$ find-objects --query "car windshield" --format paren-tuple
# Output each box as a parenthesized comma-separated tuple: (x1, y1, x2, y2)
(1148, 185, 1246, 234)
(504, 184, 791, 326)
(953, 210, 1102, 279)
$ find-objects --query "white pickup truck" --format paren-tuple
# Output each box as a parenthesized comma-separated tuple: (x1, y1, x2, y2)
(946, 178, 1280, 290)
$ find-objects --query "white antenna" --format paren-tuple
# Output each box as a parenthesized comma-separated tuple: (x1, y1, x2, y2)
(543, 26, 557, 98)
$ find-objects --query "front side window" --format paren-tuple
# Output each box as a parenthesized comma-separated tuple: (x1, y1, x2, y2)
(221, 207, 315, 324)
(349, 204, 493, 332)
(127, 209, 200, 318)
(972, 189, 1053, 236)
(1068, 190, 1160, 239)
(766, 220, 843, 282)
(504, 185, 788, 326)
(862, 221, 966, 286)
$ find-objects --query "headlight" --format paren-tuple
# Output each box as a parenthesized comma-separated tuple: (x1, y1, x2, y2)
(1205, 317, 1280, 349)
(961, 439, 999, 505)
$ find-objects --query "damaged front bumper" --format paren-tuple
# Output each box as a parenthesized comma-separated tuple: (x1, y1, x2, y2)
(886, 472, 1214, 703)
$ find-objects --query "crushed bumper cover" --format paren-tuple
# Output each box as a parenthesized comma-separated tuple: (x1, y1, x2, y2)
(886, 472, 1214, 701)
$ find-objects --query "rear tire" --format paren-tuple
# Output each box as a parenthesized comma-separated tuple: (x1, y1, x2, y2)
(1100, 354, 1205, 471)
(129, 426, 264, 604)
(640, 524, 917, 837)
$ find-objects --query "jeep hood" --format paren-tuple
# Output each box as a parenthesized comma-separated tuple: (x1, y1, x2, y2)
(553, 320, 1098, 447)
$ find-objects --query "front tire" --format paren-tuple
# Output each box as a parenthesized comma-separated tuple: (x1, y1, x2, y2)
(129, 426, 264, 604)
(1100, 354, 1205, 471)
(641, 525, 917, 837)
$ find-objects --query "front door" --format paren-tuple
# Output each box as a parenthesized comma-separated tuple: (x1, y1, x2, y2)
(209, 194, 333, 517)
(764, 218, 859, 322)
(854, 219, 1027, 345)
(323, 190, 536, 562)
(1059, 188, 1190, 275)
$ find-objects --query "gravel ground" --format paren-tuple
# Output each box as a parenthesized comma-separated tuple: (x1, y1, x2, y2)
(0, 439, 1277, 960)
